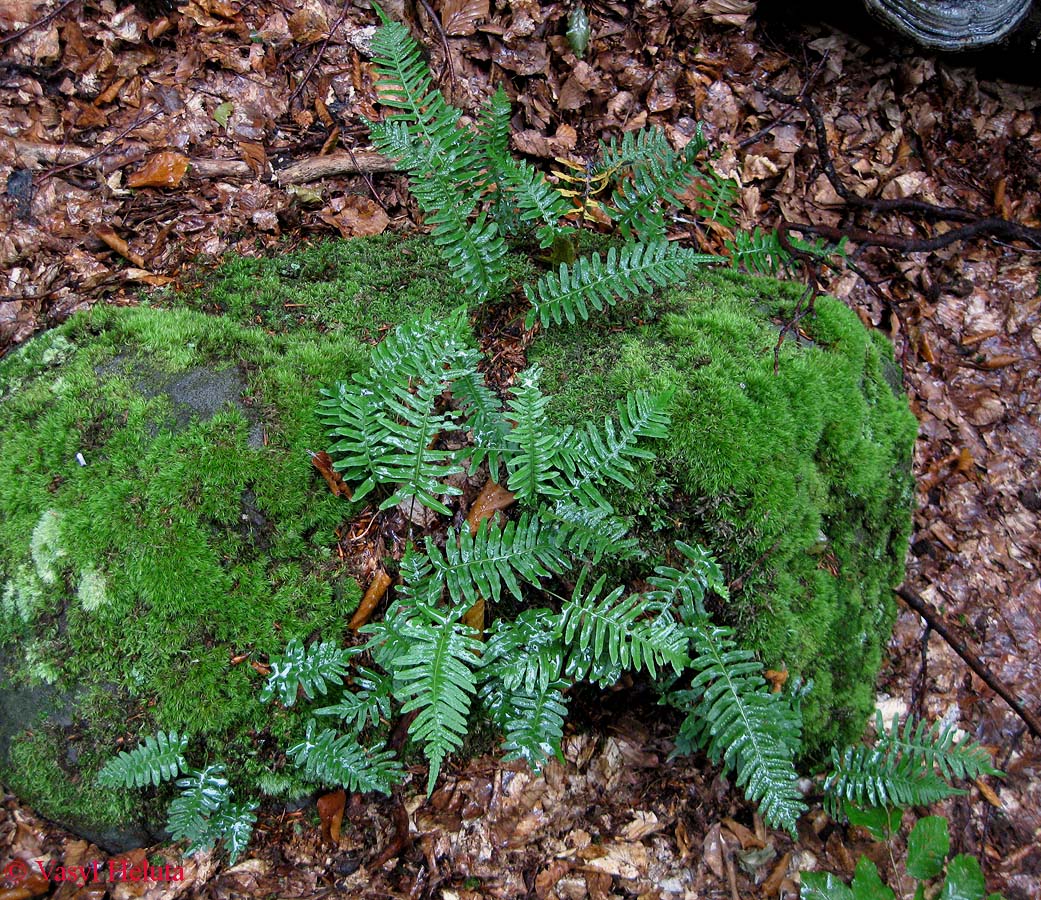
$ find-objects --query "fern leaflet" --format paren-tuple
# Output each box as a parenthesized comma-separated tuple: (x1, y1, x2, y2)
(167, 764, 232, 849)
(315, 667, 394, 734)
(259, 638, 353, 706)
(676, 620, 805, 834)
(97, 730, 187, 788)
(288, 720, 404, 795)
(483, 608, 565, 693)
(524, 241, 715, 328)
(504, 366, 568, 501)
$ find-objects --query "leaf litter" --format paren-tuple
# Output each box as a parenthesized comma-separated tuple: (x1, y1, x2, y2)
(1, 0, 1040, 897)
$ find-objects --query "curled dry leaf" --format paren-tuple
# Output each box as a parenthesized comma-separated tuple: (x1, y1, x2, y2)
(466, 479, 516, 534)
(319, 195, 390, 238)
(349, 568, 392, 631)
(310, 450, 352, 498)
(127, 151, 190, 189)
(317, 789, 346, 844)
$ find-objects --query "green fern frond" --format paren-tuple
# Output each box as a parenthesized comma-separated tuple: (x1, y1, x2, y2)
(823, 744, 962, 810)
(475, 85, 512, 165)
(504, 365, 569, 501)
(452, 369, 511, 477)
(724, 227, 789, 276)
(384, 604, 485, 793)
(167, 764, 232, 849)
(561, 573, 689, 679)
(689, 168, 739, 229)
(873, 713, 1002, 782)
(318, 380, 387, 500)
(604, 127, 710, 240)
(557, 390, 672, 498)
(494, 155, 574, 247)
(259, 638, 353, 706)
(208, 802, 257, 865)
(646, 540, 729, 623)
(287, 720, 405, 794)
(483, 608, 565, 692)
(501, 680, 569, 770)
(677, 620, 805, 834)
(426, 514, 571, 608)
(541, 498, 641, 562)
(315, 668, 394, 734)
(423, 207, 509, 301)
(97, 731, 188, 788)
(523, 241, 715, 328)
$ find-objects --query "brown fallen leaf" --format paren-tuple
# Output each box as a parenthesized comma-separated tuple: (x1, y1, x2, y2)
(466, 479, 516, 534)
(441, 0, 489, 36)
(319, 195, 390, 238)
(762, 851, 792, 897)
(310, 450, 352, 498)
(349, 568, 392, 631)
(979, 354, 1018, 369)
(764, 668, 788, 693)
(975, 778, 1004, 809)
(317, 789, 346, 844)
(93, 225, 146, 267)
(127, 151, 190, 189)
(462, 597, 485, 635)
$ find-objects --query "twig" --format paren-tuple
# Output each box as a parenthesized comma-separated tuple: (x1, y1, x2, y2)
(38, 110, 162, 182)
(413, 0, 455, 88)
(0, 0, 79, 45)
(286, 0, 353, 107)
(896, 584, 1041, 741)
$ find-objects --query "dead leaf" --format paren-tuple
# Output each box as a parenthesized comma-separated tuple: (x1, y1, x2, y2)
(319, 195, 390, 238)
(310, 450, 352, 498)
(762, 851, 792, 897)
(512, 124, 578, 158)
(466, 480, 516, 534)
(317, 789, 346, 844)
(975, 778, 1004, 808)
(127, 151, 189, 189)
(702, 823, 726, 879)
(461, 597, 485, 635)
(288, 3, 328, 43)
(440, 0, 489, 36)
(93, 225, 145, 267)
(349, 568, 392, 631)
(621, 811, 663, 840)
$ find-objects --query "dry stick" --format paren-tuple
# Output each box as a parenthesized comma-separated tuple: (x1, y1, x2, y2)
(895, 584, 1041, 741)
(12, 140, 395, 183)
(38, 110, 162, 182)
(0, 0, 79, 45)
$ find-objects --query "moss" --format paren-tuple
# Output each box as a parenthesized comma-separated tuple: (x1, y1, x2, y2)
(530, 269, 917, 754)
(0, 237, 476, 835)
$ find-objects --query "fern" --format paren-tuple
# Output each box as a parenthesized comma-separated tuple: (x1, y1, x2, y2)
(604, 127, 709, 240)
(314, 667, 394, 735)
(370, 602, 485, 793)
(725, 227, 789, 276)
(823, 713, 1002, 811)
(524, 241, 716, 328)
(500, 680, 570, 770)
(259, 638, 353, 706)
(425, 514, 571, 607)
(208, 802, 257, 866)
(673, 620, 805, 834)
(540, 498, 641, 562)
(504, 366, 568, 501)
(287, 720, 404, 795)
(646, 540, 729, 624)
(483, 608, 565, 692)
(167, 764, 232, 850)
(97, 730, 187, 788)
(561, 573, 689, 679)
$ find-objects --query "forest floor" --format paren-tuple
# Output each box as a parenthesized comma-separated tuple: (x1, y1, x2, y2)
(1, 0, 1039, 898)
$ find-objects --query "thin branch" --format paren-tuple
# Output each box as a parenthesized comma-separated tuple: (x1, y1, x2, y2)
(0, 0, 79, 46)
(286, 0, 353, 107)
(896, 584, 1041, 741)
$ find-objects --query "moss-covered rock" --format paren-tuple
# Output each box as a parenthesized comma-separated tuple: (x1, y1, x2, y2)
(0, 236, 463, 849)
(530, 269, 917, 753)
(0, 235, 914, 848)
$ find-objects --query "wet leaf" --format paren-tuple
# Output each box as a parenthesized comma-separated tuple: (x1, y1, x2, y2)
(317, 789, 346, 844)
(127, 152, 190, 189)
(349, 568, 392, 631)
(440, 0, 488, 36)
(310, 450, 352, 498)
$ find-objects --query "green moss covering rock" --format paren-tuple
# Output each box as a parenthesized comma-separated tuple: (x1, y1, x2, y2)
(0, 234, 915, 848)
(0, 236, 461, 850)
(530, 269, 917, 753)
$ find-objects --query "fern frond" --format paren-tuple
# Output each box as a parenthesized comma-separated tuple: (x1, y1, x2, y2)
(427, 514, 571, 608)
(677, 620, 805, 834)
(604, 127, 710, 240)
(873, 712, 1002, 782)
(208, 801, 257, 865)
(475, 85, 511, 165)
(504, 366, 568, 501)
(561, 574, 689, 679)
(318, 380, 388, 500)
(287, 720, 405, 794)
(524, 241, 715, 328)
(501, 680, 569, 770)
(384, 604, 485, 793)
(646, 540, 729, 623)
(259, 638, 353, 706)
(557, 390, 672, 498)
(315, 667, 394, 734)
(423, 207, 509, 301)
(823, 744, 962, 810)
(541, 498, 640, 562)
(167, 764, 232, 849)
(494, 155, 573, 247)
(452, 369, 511, 477)
(483, 608, 565, 692)
(724, 227, 789, 276)
(688, 168, 739, 229)
(97, 731, 188, 788)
